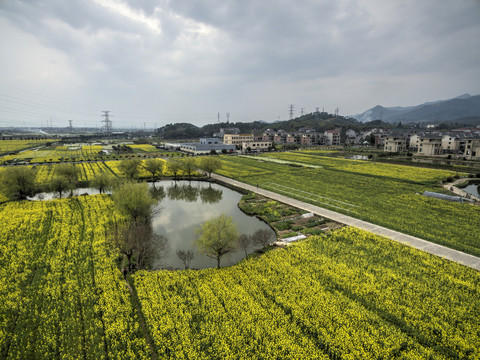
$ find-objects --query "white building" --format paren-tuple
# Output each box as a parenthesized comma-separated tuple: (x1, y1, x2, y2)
(241, 141, 272, 153)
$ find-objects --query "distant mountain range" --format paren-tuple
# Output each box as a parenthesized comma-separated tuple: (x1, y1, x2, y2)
(352, 94, 480, 124)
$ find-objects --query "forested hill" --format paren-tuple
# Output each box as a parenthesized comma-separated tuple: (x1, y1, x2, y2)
(156, 113, 389, 139)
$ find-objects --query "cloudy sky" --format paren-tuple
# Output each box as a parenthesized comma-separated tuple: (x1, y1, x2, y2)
(1, 0, 479, 129)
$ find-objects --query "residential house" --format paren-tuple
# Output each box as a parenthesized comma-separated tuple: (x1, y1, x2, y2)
(418, 136, 442, 155)
(384, 136, 408, 152)
(324, 128, 341, 145)
(464, 138, 480, 160)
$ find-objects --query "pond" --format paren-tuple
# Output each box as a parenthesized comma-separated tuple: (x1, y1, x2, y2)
(150, 181, 274, 270)
(29, 180, 275, 270)
(462, 183, 479, 198)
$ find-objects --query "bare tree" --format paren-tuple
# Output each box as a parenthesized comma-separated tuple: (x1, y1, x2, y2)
(237, 234, 252, 259)
(176, 249, 195, 269)
(251, 229, 274, 248)
(112, 222, 168, 274)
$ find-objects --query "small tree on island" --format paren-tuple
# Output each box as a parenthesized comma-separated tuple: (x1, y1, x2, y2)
(194, 214, 239, 268)
(50, 175, 69, 198)
(237, 233, 252, 259)
(251, 229, 274, 248)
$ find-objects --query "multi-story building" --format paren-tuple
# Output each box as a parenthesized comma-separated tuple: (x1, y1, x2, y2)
(324, 128, 341, 145)
(286, 133, 301, 144)
(223, 134, 254, 147)
(464, 139, 480, 160)
(273, 131, 287, 144)
(409, 134, 421, 151)
(418, 136, 442, 155)
(441, 135, 459, 153)
(300, 133, 320, 145)
(384, 136, 408, 152)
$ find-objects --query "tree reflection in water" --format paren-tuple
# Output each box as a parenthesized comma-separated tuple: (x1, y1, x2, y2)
(166, 182, 223, 204)
(149, 185, 166, 202)
(199, 184, 223, 204)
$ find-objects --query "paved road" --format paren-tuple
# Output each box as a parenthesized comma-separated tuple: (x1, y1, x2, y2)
(211, 174, 480, 271)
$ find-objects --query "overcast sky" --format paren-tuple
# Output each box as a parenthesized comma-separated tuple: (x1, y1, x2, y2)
(1, 0, 479, 129)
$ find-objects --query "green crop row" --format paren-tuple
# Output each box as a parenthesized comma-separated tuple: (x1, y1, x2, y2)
(217, 153, 480, 256)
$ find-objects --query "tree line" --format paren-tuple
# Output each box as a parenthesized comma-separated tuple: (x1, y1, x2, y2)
(0, 156, 222, 200)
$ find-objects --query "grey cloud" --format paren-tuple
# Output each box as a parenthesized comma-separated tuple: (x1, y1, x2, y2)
(0, 0, 479, 127)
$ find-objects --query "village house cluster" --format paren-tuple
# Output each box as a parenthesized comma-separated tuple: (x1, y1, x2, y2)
(164, 125, 480, 160)
(382, 127, 480, 160)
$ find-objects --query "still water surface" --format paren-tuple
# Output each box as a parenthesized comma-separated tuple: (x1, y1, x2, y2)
(30, 180, 274, 270)
(151, 181, 273, 269)
(462, 184, 479, 197)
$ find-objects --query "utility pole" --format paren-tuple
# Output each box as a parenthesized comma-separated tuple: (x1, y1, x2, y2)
(68, 120, 73, 133)
(101, 111, 112, 133)
(300, 108, 305, 116)
(334, 107, 339, 116)
(289, 104, 295, 120)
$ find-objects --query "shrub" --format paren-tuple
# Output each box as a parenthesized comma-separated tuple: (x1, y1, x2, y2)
(274, 221, 292, 231)
(291, 225, 304, 231)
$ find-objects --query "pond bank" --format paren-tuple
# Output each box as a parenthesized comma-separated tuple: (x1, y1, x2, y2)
(443, 178, 480, 202)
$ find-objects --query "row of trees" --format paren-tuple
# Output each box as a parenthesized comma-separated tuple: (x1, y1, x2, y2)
(0, 156, 222, 201)
(0, 164, 82, 200)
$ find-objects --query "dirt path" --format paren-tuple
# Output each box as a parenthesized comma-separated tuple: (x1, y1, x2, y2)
(211, 174, 480, 271)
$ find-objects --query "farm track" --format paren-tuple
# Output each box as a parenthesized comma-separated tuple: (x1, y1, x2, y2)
(211, 173, 480, 271)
